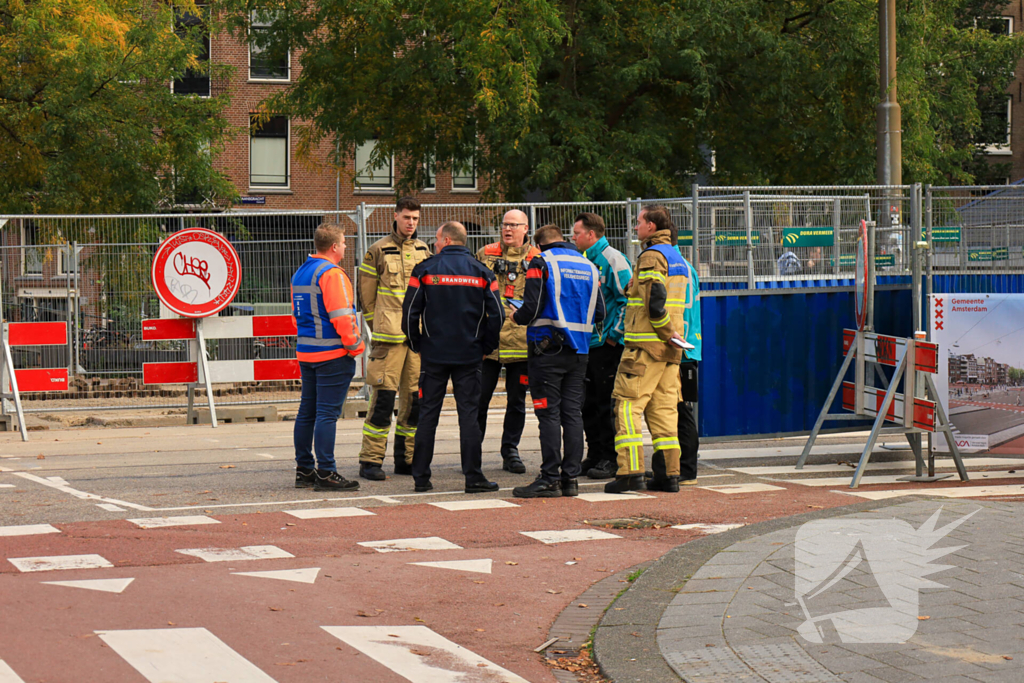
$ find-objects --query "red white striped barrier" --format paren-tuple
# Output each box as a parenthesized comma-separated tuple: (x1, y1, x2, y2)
(1, 320, 70, 441)
(142, 315, 300, 385)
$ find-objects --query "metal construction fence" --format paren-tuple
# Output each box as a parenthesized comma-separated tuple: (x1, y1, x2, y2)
(0, 184, 1021, 417)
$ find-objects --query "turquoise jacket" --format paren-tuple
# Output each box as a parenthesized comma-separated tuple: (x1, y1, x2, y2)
(678, 250, 702, 361)
(584, 236, 632, 347)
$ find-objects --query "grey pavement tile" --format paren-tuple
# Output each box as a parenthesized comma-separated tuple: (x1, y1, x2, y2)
(960, 598, 1024, 616)
(811, 652, 894, 674)
(657, 618, 724, 635)
(958, 610, 1024, 629)
(964, 667, 1024, 682)
(706, 552, 773, 566)
(670, 591, 734, 606)
(919, 589, 981, 606)
(692, 562, 756, 580)
(914, 616, 986, 634)
(913, 604, 982, 619)
(663, 603, 731, 620)
(953, 584, 1024, 601)
(902, 660, 1002, 679)
(862, 667, 928, 683)
(910, 631, 988, 648)
(865, 651, 931, 669)
(680, 577, 748, 593)
(838, 673, 889, 683)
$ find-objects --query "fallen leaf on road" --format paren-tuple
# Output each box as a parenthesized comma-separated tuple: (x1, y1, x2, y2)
(631, 632, 641, 637)
(917, 616, 930, 621)
(505, 561, 518, 565)
(578, 604, 588, 608)
(275, 663, 296, 666)
(473, 580, 485, 584)
(546, 590, 561, 594)
(475, 629, 485, 632)
(477, 663, 488, 667)
(807, 505, 823, 509)
(286, 523, 295, 526)
(409, 649, 430, 656)
(388, 634, 400, 638)
(355, 610, 374, 618)
(414, 617, 425, 623)
(167, 622, 175, 626)
(36, 455, 44, 460)
(1004, 656, 1014, 660)
(573, 557, 581, 561)
(494, 603, 504, 606)
(219, 465, 235, 469)
(269, 607, 283, 612)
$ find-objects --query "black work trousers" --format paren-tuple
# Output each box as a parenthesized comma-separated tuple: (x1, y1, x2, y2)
(582, 342, 623, 465)
(412, 360, 484, 486)
(677, 361, 699, 481)
(477, 359, 528, 456)
(527, 347, 588, 484)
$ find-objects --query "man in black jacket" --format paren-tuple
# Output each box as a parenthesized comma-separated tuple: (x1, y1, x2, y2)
(402, 221, 504, 494)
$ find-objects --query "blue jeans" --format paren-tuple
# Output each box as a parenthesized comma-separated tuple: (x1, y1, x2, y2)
(294, 355, 356, 472)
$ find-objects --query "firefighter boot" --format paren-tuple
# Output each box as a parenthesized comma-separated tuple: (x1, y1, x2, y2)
(646, 450, 679, 492)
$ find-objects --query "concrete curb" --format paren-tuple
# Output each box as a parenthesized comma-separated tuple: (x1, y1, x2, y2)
(592, 495, 914, 683)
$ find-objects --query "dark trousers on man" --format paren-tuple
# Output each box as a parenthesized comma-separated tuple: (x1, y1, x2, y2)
(582, 342, 623, 465)
(477, 359, 528, 456)
(295, 356, 357, 472)
(678, 360, 699, 481)
(528, 348, 588, 483)
(412, 360, 485, 486)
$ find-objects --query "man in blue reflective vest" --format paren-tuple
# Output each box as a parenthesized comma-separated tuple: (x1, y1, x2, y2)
(511, 225, 605, 498)
(675, 237, 703, 486)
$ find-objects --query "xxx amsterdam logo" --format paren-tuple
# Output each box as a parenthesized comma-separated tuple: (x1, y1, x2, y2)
(792, 508, 977, 643)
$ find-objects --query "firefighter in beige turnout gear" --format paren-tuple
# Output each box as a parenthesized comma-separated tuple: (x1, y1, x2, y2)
(607, 205, 692, 494)
(475, 209, 540, 474)
(356, 198, 431, 480)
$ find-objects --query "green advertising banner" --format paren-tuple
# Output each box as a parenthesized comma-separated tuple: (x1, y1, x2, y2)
(833, 254, 896, 267)
(677, 230, 693, 246)
(782, 227, 833, 247)
(714, 230, 761, 245)
(968, 248, 992, 261)
(920, 226, 961, 243)
(995, 246, 1009, 261)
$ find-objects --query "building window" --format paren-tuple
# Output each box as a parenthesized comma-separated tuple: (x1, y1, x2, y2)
(452, 156, 477, 190)
(355, 139, 393, 189)
(21, 222, 43, 276)
(250, 116, 289, 187)
(173, 6, 210, 96)
(249, 11, 289, 81)
(982, 97, 1011, 155)
(976, 16, 1013, 35)
(423, 157, 436, 190)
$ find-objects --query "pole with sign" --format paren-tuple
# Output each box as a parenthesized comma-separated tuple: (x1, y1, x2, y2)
(151, 228, 241, 428)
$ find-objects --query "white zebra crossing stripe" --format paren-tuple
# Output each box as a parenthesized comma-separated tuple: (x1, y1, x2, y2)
(787, 470, 1024, 487)
(0, 660, 25, 683)
(730, 457, 1024, 476)
(0, 524, 59, 537)
(520, 529, 621, 544)
(671, 523, 745, 534)
(128, 516, 220, 529)
(284, 507, 375, 519)
(323, 625, 530, 683)
(357, 537, 462, 553)
(408, 559, 493, 574)
(175, 546, 293, 562)
(232, 568, 320, 584)
(842, 484, 1024, 500)
(428, 500, 519, 511)
(42, 578, 135, 594)
(576, 492, 653, 502)
(97, 628, 277, 683)
(697, 483, 786, 495)
(9, 554, 113, 573)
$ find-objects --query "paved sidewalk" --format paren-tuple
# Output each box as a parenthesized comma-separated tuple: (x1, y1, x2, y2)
(596, 498, 1024, 683)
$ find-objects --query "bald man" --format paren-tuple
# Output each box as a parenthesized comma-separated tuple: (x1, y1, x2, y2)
(475, 209, 540, 474)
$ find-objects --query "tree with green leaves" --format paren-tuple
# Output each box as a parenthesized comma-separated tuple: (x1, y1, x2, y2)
(228, 0, 1024, 199)
(0, 0, 237, 215)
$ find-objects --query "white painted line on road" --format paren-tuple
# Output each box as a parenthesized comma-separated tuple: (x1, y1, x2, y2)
(0, 484, 15, 489)
(842, 484, 1024, 500)
(9, 554, 113, 573)
(732, 457, 1024, 476)
(0, 524, 59, 537)
(128, 516, 220, 529)
(256, 453, 275, 459)
(0, 660, 25, 683)
(372, 496, 402, 504)
(520, 529, 622, 544)
(357, 537, 463, 553)
(285, 507, 375, 519)
(12, 472, 153, 511)
(697, 483, 786, 495)
(429, 499, 519, 511)
(576, 492, 653, 503)
(323, 625, 530, 683)
(409, 559, 493, 574)
(44, 476, 69, 486)
(786, 470, 1024, 487)
(97, 503, 126, 512)
(232, 568, 320, 584)
(98, 628, 277, 683)
(671, 523, 745, 534)
(175, 546, 294, 563)
(43, 578, 135, 594)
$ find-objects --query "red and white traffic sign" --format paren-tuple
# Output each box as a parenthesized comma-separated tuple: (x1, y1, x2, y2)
(151, 229, 241, 318)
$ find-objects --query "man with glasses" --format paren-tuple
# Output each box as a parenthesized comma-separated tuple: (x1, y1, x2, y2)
(475, 209, 540, 474)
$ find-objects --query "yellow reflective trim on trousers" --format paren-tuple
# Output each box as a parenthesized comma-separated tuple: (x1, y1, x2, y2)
(374, 332, 406, 343)
(364, 312, 374, 320)
(362, 424, 389, 438)
(395, 426, 417, 437)
(621, 400, 641, 472)
(652, 437, 680, 449)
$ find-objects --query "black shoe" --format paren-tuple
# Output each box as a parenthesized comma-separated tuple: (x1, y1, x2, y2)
(359, 464, 386, 481)
(579, 458, 599, 474)
(513, 478, 561, 498)
(394, 459, 413, 476)
(295, 467, 315, 489)
(586, 460, 617, 480)
(561, 478, 579, 497)
(502, 448, 527, 474)
(647, 476, 680, 493)
(465, 479, 499, 494)
(313, 470, 359, 491)
(604, 475, 644, 494)
(414, 480, 433, 493)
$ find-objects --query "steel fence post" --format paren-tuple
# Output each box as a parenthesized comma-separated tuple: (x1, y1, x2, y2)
(911, 183, 922, 332)
(925, 185, 933, 326)
(744, 190, 754, 287)
(625, 198, 635, 264)
(866, 193, 876, 332)
(832, 197, 841, 277)
(691, 183, 700, 272)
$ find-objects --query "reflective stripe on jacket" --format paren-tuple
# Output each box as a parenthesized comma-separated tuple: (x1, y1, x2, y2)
(476, 241, 541, 363)
(526, 247, 600, 353)
(622, 230, 690, 363)
(583, 236, 631, 347)
(357, 230, 430, 344)
(292, 255, 364, 362)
